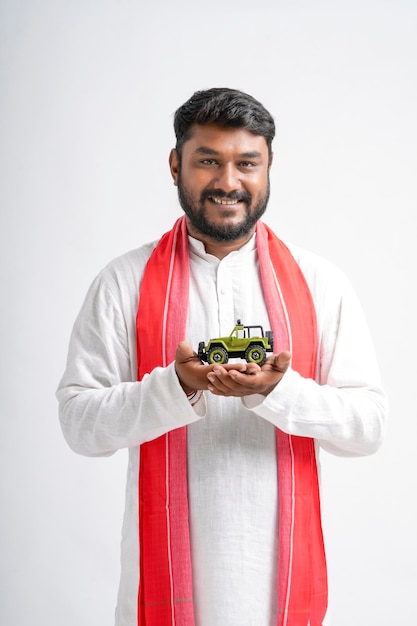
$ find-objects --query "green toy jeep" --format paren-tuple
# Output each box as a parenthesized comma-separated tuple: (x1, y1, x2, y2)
(198, 319, 274, 365)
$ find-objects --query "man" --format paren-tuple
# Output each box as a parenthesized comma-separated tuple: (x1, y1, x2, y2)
(57, 88, 387, 626)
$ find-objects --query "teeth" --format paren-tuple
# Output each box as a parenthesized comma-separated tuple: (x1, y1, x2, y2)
(212, 197, 239, 205)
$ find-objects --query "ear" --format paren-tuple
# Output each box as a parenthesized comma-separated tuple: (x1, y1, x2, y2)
(169, 148, 180, 186)
(268, 151, 274, 169)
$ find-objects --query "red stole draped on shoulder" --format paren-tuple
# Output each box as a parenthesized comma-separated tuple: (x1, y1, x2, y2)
(136, 216, 328, 625)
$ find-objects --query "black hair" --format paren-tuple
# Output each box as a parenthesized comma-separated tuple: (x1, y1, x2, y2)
(173, 88, 275, 158)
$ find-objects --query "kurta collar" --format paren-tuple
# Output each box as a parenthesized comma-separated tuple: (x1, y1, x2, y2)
(187, 232, 257, 263)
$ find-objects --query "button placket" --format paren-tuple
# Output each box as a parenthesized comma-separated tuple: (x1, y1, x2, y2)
(216, 260, 235, 336)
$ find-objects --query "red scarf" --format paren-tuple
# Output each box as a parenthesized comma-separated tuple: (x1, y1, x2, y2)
(136, 217, 327, 625)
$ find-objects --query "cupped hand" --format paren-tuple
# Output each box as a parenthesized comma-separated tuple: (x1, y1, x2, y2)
(175, 341, 291, 398)
(206, 351, 292, 397)
(175, 341, 249, 394)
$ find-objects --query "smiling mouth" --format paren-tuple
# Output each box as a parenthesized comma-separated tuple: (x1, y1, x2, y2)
(210, 196, 240, 206)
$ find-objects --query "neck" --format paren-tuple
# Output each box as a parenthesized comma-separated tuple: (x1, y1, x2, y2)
(185, 221, 256, 260)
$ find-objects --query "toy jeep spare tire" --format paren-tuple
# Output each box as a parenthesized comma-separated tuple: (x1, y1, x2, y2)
(198, 320, 274, 366)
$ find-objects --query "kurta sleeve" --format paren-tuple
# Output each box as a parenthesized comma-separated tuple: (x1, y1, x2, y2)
(243, 255, 388, 457)
(56, 262, 202, 457)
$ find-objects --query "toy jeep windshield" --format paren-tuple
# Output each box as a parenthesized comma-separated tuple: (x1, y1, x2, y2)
(198, 319, 274, 365)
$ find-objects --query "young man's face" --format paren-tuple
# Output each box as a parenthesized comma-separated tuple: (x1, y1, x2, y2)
(169, 123, 272, 244)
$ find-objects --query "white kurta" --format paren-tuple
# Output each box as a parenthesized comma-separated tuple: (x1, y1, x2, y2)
(57, 232, 387, 626)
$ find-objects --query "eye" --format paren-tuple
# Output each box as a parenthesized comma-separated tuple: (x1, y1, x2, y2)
(200, 158, 219, 166)
(238, 161, 257, 168)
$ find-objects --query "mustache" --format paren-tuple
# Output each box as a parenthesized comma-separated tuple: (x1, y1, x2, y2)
(200, 189, 252, 204)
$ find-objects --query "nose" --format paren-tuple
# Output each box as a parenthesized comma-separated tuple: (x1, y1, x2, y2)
(213, 163, 241, 192)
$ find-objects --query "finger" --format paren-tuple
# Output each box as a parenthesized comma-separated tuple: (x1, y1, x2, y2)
(227, 369, 263, 390)
(220, 361, 248, 373)
(207, 369, 230, 390)
(207, 377, 249, 396)
(264, 351, 291, 372)
(208, 368, 256, 395)
(274, 351, 292, 372)
(207, 374, 230, 396)
(243, 362, 262, 375)
(207, 369, 239, 395)
(176, 341, 198, 362)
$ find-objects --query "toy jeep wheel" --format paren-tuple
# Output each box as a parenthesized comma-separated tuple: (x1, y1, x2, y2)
(245, 344, 266, 365)
(207, 346, 229, 364)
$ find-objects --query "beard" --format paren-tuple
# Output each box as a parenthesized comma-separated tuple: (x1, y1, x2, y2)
(177, 173, 270, 242)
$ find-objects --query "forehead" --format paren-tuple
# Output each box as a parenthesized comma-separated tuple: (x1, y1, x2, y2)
(182, 123, 269, 157)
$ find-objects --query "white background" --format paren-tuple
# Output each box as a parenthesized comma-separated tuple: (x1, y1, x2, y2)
(1, 0, 416, 624)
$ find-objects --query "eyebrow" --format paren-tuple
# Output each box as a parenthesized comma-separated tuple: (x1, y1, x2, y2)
(194, 146, 263, 159)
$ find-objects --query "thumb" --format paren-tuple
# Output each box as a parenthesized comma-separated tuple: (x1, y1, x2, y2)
(176, 341, 196, 361)
(274, 351, 292, 373)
